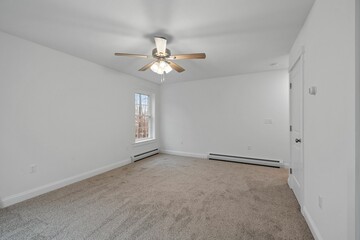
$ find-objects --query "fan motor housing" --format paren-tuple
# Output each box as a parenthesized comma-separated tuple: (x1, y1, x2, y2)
(152, 48, 171, 58)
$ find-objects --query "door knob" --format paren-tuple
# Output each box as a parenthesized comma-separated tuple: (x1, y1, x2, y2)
(295, 138, 302, 143)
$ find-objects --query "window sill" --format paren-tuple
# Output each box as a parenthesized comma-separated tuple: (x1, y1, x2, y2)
(133, 138, 157, 147)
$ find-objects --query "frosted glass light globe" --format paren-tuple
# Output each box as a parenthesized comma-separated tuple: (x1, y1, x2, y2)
(150, 61, 172, 74)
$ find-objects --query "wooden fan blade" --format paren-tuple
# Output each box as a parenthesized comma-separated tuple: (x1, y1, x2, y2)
(168, 53, 206, 60)
(114, 53, 149, 58)
(138, 61, 156, 71)
(154, 37, 167, 55)
(167, 61, 185, 72)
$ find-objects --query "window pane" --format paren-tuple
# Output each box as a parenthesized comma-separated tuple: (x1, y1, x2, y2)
(141, 94, 148, 105)
(142, 106, 148, 115)
(135, 93, 152, 141)
(135, 93, 140, 105)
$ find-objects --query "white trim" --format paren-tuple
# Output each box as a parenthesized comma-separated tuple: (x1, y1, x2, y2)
(0, 158, 131, 208)
(356, 1, 360, 238)
(288, 174, 293, 189)
(302, 206, 324, 240)
(289, 45, 305, 71)
(282, 162, 290, 169)
(133, 138, 157, 147)
(160, 150, 207, 159)
(161, 150, 288, 167)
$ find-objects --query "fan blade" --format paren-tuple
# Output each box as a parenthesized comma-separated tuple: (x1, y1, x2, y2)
(168, 53, 206, 60)
(114, 53, 149, 58)
(167, 61, 185, 73)
(154, 37, 167, 55)
(138, 61, 156, 71)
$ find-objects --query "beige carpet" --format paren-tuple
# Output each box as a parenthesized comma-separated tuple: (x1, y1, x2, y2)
(0, 154, 313, 240)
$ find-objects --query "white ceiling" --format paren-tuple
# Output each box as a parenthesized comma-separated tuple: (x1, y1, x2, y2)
(0, 0, 314, 83)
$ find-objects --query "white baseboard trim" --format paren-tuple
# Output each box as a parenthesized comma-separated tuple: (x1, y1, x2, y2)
(0, 158, 131, 208)
(282, 162, 290, 169)
(287, 177, 323, 240)
(288, 175, 293, 189)
(160, 150, 207, 159)
(302, 206, 324, 240)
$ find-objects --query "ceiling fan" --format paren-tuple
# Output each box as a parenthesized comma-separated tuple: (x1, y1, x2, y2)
(114, 36, 206, 82)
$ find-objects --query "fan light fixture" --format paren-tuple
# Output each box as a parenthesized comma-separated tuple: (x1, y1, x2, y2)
(150, 61, 172, 75)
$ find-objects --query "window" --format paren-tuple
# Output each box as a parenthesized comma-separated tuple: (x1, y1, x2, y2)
(135, 93, 153, 142)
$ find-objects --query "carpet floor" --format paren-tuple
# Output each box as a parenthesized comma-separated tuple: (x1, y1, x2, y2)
(0, 154, 313, 240)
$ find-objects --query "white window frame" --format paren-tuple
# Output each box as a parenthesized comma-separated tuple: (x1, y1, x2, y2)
(134, 91, 155, 144)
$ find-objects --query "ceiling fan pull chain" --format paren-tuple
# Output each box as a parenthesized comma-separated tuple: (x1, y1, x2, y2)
(161, 73, 165, 83)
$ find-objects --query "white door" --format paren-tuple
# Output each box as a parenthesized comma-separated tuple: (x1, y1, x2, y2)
(289, 55, 304, 207)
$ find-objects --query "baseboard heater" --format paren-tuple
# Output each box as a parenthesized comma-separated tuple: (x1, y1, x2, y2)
(132, 149, 159, 162)
(208, 153, 281, 168)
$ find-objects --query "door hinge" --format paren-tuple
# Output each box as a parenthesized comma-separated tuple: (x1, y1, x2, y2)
(290, 168, 293, 174)
(290, 83, 292, 89)
(290, 125, 292, 132)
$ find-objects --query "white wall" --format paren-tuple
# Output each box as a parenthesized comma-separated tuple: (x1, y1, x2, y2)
(0, 31, 160, 207)
(290, 0, 356, 239)
(356, 1, 360, 239)
(161, 70, 290, 164)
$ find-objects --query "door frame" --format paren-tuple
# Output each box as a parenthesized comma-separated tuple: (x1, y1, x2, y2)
(288, 46, 305, 208)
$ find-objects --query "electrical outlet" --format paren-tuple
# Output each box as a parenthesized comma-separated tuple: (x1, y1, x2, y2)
(30, 164, 37, 174)
(318, 196, 323, 209)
